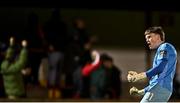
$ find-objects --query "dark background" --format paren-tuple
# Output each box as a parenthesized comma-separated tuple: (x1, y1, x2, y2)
(0, 1, 179, 49)
(0, 1, 179, 10)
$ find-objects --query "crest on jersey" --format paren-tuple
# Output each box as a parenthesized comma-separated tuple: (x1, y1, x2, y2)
(160, 50, 167, 57)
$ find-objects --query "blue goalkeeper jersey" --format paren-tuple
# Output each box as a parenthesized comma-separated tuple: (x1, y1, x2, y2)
(145, 42, 177, 93)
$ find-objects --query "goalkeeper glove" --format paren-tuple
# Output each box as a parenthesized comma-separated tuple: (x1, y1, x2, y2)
(127, 72, 147, 82)
(129, 86, 145, 96)
(127, 71, 137, 82)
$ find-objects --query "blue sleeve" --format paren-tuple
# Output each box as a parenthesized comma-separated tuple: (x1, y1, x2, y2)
(146, 44, 168, 78)
(144, 86, 149, 93)
(146, 59, 167, 78)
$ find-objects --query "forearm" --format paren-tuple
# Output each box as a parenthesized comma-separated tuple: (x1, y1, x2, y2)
(14, 48, 28, 69)
(5, 46, 14, 59)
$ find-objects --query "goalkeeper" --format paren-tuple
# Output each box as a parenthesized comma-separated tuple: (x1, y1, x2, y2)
(127, 26, 177, 102)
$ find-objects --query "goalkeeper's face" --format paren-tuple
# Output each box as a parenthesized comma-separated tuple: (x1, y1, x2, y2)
(145, 33, 162, 50)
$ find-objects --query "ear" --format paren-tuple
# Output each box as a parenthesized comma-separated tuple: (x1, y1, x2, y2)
(157, 34, 161, 40)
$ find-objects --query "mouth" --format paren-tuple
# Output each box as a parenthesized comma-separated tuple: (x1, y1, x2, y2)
(147, 42, 150, 45)
(147, 42, 151, 47)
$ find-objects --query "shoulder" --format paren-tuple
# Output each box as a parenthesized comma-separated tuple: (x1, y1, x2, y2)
(159, 42, 177, 55)
(112, 65, 121, 73)
(159, 43, 176, 50)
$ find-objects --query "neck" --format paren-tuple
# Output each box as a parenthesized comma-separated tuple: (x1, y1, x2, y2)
(156, 41, 164, 48)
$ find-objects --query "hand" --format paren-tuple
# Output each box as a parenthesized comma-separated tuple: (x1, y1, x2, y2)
(129, 86, 144, 96)
(127, 74, 135, 82)
(91, 50, 100, 65)
(21, 68, 31, 75)
(21, 69, 26, 75)
(21, 40, 27, 47)
(91, 50, 98, 60)
(9, 37, 15, 46)
(127, 71, 147, 82)
(128, 71, 138, 75)
(127, 71, 137, 82)
(129, 86, 138, 95)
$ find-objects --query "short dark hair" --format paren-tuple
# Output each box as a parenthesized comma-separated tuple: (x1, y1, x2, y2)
(144, 26, 165, 41)
(100, 53, 113, 62)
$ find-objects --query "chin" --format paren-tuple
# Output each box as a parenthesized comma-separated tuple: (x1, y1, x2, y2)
(149, 46, 154, 50)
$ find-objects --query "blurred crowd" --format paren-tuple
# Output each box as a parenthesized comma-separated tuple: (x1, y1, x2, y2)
(0, 8, 122, 100)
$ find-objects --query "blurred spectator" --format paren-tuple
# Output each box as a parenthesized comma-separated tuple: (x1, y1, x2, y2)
(72, 40, 99, 99)
(0, 37, 28, 99)
(62, 17, 95, 98)
(43, 8, 68, 52)
(102, 54, 122, 99)
(68, 17, 97, 49)
(46, 44, 64, 99)
(61, 42, 81, 98)
(69, 17, 91, 48)
(72, 41, 92, 98)
(90, 53, 122, 100)
(38, 56, 48, 88)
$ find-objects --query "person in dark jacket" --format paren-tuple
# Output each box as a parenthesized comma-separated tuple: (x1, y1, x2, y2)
(90, 53, 122, 100)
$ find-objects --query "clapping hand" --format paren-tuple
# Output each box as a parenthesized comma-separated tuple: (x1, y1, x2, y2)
(21, 40, 27, 47)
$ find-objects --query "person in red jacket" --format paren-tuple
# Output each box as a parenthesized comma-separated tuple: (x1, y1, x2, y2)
(82, 50, 101, 77)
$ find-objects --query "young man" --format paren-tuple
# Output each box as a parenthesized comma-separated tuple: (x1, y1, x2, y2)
(127, 26, 177, 102)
